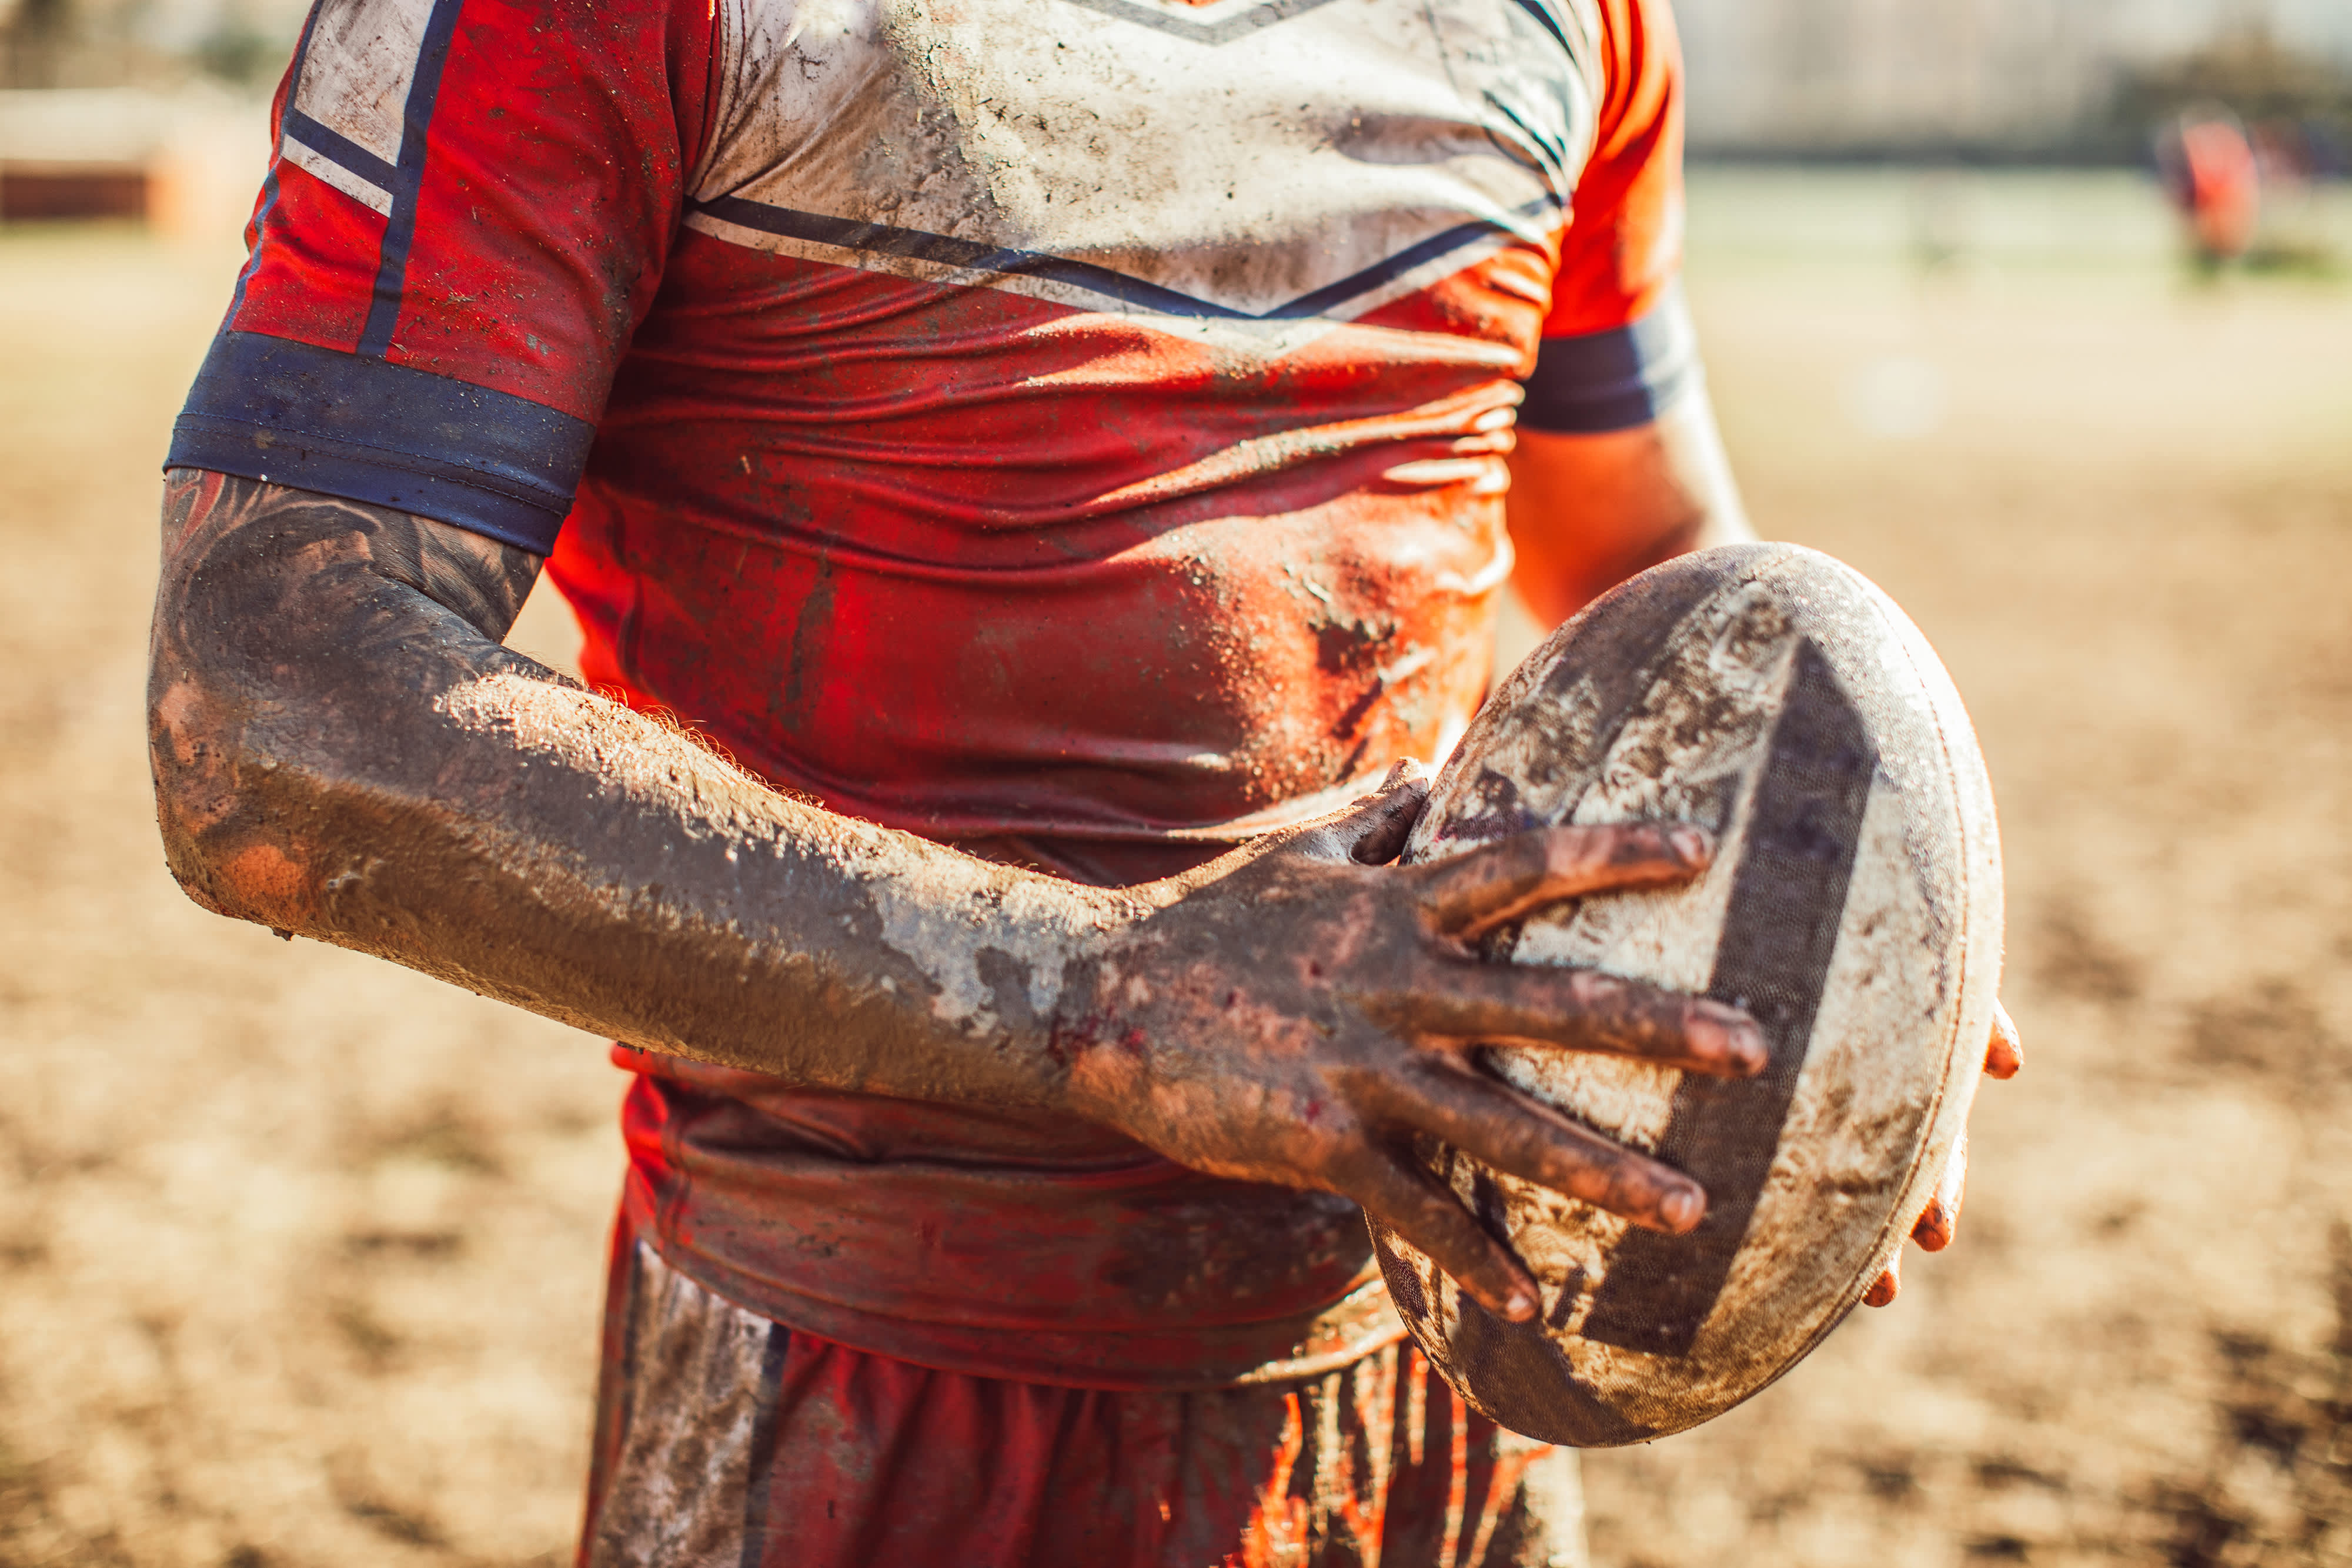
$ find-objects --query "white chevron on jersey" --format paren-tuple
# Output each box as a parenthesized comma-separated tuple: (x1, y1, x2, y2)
(278, 0, 430, 215)
(685, 0, 1605, 325)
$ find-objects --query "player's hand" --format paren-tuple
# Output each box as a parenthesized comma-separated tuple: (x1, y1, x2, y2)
(1056, 765, 1767, 1325)
(1862, 1002, 2021, 1307)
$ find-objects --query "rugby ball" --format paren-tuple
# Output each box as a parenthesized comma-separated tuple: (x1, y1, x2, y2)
(1369, 542, 2002, 1445)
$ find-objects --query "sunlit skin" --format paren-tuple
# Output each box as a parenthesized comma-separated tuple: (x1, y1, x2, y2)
(149, 385, 2014, 1332)
(1505, 393, 2022, 1310)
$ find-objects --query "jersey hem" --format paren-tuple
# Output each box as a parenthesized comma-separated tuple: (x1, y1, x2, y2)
(168, 419, 569, 554)
(1519, 281, 1700, 433)
(167, 330, 594, 553)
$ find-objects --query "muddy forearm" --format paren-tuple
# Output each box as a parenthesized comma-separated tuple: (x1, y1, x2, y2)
(148, 475, 1778, 1315)
(148, 471, 1125, 1108)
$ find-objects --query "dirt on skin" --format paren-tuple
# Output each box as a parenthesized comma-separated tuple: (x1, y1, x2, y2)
(4, 169, 2352, 1566)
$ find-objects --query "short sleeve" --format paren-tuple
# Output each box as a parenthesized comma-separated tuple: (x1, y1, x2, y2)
(166, 0, 719, 553)
(1518, 0, 1698, 434)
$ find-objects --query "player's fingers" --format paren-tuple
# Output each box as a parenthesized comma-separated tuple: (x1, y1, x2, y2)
(1412, 824, 1712, 940)
(1912, 1131, 1969, 1252)
(1359, 1054, 1706, 1234)
(1346, 1143, 1540, 1322)
(1379, 961, 1766, 1079)
(1985, 1002, 2023, 1079)
(1864, 1252, 1900, 1308)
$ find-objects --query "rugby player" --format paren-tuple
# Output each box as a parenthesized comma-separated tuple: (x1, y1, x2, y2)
(146, 0, 2016, 1559)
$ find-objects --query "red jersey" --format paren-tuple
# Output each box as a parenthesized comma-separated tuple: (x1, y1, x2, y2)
(172, 0, 1698, 1387)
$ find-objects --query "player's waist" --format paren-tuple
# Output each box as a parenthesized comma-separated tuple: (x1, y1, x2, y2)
(616, 1065, 1403, 1389)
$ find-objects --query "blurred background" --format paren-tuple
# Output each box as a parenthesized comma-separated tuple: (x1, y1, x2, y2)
(4, 1, 2351, 1565)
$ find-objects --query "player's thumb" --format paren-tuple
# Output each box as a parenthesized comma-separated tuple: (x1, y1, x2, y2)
(1335, 758, 1433, 866)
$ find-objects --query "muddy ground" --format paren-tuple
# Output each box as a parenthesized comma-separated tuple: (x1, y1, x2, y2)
(2, 170, 2350, 1567)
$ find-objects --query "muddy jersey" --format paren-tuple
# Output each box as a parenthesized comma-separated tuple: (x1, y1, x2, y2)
(170, 0, 1698, 1386)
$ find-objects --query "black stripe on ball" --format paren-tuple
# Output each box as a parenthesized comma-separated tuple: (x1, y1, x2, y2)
(1579, 638, 1878, 1357)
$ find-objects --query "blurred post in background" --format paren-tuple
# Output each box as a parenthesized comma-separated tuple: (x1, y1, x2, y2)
(1, 0, 289, 239)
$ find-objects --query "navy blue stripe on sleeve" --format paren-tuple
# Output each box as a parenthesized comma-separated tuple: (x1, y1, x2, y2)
(1518, 284, 1703, 434)
(358, 0, 466, 359)
(282, 108, 399, 195)
(166, 330, 594, 554)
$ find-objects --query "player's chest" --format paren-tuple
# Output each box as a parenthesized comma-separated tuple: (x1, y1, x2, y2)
(689, 0, 1603, 325)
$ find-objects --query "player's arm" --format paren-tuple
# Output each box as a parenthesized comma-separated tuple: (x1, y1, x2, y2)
(1503, 383, 1753, 626)
(151, 469, 1769, 1324)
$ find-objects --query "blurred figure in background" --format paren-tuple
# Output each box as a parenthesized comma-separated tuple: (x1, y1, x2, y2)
(2155, 106, 2262, 270)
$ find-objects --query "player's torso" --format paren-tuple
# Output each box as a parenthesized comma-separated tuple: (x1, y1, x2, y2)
(554, 0, 1606, 840)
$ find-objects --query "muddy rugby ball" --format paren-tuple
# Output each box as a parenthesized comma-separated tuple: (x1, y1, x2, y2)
(1370, 542, 2003, 1446)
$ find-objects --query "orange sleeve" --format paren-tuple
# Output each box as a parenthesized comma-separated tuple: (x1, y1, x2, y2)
(1542, 0, 1685, 339)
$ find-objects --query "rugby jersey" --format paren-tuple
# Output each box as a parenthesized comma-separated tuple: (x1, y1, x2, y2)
(171, 0, 1700, 1386)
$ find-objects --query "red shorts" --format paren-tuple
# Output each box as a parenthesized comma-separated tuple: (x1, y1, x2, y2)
(579, 1225, 1585, 1567)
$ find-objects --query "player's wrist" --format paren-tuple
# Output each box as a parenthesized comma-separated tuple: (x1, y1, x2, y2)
(848, 858, 1162, 1118)
(1024, 877, 1203, 1129)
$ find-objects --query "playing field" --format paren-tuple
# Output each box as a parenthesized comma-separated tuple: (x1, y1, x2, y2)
(2, 166, 2349, 1567)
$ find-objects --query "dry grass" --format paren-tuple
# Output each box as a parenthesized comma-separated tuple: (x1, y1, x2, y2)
(2, 170, 2350, 1566)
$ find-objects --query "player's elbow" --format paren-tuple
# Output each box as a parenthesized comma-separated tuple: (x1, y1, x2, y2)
(146, 640, 326, 936)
